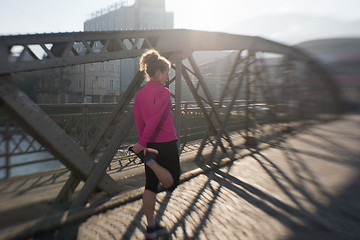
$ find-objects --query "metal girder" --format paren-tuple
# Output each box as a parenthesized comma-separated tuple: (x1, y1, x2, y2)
(0, 31, 160, 75)
(187, 54, 236, 158)
(0, 75, 120, 194)
(244, 53, 259, 143)
(87, 71, 144, 158)
(207, 51, 249, 161)
(54, 71, 145, 205)
(181, 65, 219, 141)
(174, 61, 183, 140)
(181, 55, 236, 161)
(72, 111, 135, 206)
(1, 30, 314, 76)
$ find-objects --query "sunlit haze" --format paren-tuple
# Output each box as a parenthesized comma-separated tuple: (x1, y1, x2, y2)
(167, 0, 360, 29)
(0, 0, 359, 44)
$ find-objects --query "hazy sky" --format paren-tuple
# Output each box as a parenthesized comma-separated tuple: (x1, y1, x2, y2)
(168, 0, 360, 30)
(1, 0, 359, 44)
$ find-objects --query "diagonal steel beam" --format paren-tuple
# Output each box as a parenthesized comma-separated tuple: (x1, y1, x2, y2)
(181, 63, 228, 160)
(87, 70, 144, 158)
(181, 65, 218, 138)
(209, 73, 246, 161)
(205, 51, 244, 152)
(53, 172, 81, 205)
(218, 51, 243, 105)
(71, 111, 135, 206)
(0, 75, 120, 195)
(208, 52, 252, 161)
(188, 55, 217, 110)
(187, 54, 236, 158)
(54, 71, 145, 204)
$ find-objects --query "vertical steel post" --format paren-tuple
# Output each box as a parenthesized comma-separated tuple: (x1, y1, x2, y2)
(174, 61, 182, 143)
(5, 121, 10, 178)
(245, 59, 250, 141)
(182, 102, 188, 149)
(82, 104, 88, 151)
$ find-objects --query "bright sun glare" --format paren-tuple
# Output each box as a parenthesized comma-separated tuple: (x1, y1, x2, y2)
(167, 0, 259, 31)
(167, 0, 238, 31)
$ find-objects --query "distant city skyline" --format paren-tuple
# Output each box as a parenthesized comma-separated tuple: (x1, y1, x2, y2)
(1, 0, 359, 45)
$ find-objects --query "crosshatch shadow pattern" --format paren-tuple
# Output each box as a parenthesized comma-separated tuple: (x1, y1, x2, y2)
(53, 115, 360, 240)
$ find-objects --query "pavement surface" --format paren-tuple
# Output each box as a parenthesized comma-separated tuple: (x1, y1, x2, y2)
(26, 115, 360, 239)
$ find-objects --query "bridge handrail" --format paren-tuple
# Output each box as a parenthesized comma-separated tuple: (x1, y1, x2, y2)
(0, 100, 266, 179)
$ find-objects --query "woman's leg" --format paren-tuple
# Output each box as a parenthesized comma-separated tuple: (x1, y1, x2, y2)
(146, 161, 174, 189)
(143, 141, 180, 229)
(143, 189, 157, 226)
(146, 141, 180, 190)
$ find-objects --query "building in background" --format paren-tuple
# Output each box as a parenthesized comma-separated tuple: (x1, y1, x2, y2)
(84, 0, 173, 31)
(64, 62, 121, 103)
(65, 0, 173, 103)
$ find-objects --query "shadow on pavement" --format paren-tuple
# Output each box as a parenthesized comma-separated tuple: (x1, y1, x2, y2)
(32, 116, 360, 239)
(153, 116, 360, 239)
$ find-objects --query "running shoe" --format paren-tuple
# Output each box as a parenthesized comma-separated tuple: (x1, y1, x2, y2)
(145, 223, 168, 239)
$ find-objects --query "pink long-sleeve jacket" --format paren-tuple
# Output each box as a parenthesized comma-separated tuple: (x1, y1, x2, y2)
(134, 81, 178, 147)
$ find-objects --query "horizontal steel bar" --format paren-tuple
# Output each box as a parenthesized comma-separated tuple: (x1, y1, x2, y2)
(0, 30, 310, 75)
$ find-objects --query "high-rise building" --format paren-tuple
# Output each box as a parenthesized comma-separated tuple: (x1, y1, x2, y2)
(66, 0, 173, 103)
(84, 0, 173, 31)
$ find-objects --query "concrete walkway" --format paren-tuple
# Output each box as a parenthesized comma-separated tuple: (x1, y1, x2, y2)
(33, 115, 360, 239)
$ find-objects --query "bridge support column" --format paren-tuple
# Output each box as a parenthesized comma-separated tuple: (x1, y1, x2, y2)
(174, 60, 182, 147)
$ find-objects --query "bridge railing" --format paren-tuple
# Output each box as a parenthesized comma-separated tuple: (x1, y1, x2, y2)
(0, 100, 245, 179)
(0, 95, 331, 180)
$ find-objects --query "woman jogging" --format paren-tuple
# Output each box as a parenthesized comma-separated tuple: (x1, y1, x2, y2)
(130, 49, 180, 239)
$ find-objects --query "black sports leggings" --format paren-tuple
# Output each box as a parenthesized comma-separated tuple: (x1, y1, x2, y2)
(145, 140, 180, 193)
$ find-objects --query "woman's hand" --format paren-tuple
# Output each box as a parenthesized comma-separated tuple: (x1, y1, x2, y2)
(132, 143, 146, 155)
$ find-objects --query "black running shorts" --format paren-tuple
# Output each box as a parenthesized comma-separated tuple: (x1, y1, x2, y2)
(145, 140, 180, 193)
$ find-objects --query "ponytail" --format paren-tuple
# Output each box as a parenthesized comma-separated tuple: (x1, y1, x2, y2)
(139, 49, 171, 80)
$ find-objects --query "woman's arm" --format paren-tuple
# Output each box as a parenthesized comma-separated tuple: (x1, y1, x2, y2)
(134, 96, 145, 138)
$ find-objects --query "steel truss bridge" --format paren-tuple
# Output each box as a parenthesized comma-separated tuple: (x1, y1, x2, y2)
(0, 29, 340, 222)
